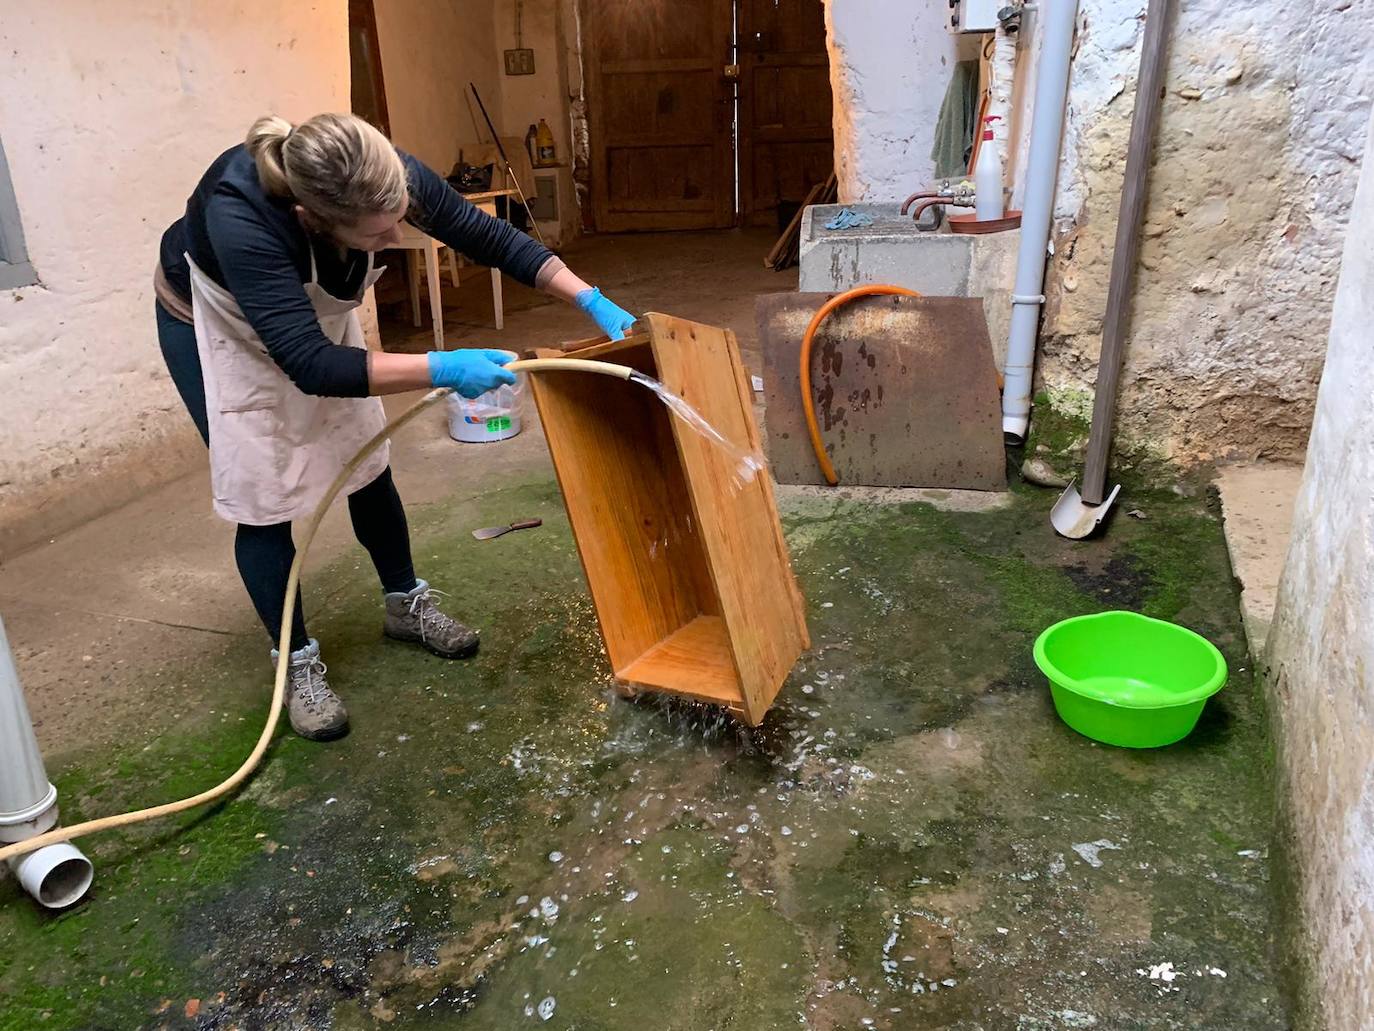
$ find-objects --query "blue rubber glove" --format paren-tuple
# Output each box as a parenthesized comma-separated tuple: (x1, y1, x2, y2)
(427, 349, 517, 398)
(575, 287, 637, 340)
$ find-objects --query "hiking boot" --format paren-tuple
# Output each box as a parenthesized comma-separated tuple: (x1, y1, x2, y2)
(270, 638, 349, 741)
(383, 579, 480, 659)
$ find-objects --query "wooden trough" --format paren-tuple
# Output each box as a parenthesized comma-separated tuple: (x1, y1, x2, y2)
(529, 313, 809, 725)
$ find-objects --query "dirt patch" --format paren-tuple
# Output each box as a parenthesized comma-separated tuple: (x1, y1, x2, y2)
(1062, 553, 1155, 611)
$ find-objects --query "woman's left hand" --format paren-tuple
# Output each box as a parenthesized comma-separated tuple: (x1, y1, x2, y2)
(576, 287, 637, 340)
(427, 348, 517, 398)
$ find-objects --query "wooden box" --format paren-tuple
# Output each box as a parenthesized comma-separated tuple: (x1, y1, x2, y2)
(529, 313, 809, 725)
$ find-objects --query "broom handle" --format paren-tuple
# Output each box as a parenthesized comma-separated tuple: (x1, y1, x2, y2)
(469, 82, 546, 246)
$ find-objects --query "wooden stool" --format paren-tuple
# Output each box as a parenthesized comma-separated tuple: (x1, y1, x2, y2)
(397, 223, 507, 350)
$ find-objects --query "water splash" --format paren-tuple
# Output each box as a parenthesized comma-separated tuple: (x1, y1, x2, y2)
(633, 377, 766, 487)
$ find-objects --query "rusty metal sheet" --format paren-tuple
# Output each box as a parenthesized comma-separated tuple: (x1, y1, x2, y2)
(756, 292, 1007, 490)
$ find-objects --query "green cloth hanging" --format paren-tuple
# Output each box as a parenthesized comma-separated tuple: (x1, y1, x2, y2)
(930, 60, 981, 179)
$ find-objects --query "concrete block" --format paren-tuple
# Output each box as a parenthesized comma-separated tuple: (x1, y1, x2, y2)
(799, 203, 1019, 368)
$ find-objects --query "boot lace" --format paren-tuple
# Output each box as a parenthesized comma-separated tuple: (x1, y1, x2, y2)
(291, 655, 331, 706)
(408, 585, 459, 643)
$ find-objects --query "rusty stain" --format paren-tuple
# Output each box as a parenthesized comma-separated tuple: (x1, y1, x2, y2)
(824, 339, 845, 378)
(757, 293, 1006, 490)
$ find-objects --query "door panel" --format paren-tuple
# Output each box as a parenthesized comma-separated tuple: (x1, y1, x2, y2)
(586, 0, 734, 231)
(608, 146, 719, 209)
(739, 0, 834, 226)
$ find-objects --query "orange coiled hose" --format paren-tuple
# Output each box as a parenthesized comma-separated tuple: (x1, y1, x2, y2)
(801, 285, 921, 486)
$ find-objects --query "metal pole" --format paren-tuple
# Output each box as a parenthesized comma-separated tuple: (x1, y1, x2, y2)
(1079, 0, 1174, 505)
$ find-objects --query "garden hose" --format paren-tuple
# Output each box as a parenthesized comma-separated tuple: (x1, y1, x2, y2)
(0, 357, 644, 865)
(800, 285, 921, 486)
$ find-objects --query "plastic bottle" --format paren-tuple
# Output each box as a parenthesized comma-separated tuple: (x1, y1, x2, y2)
(525, 124, 538, 166)
(974, 115, 1005, 221)
(535, 119, 557, 166)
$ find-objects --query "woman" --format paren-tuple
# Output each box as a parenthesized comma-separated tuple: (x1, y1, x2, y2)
(155, 112, 636, 742)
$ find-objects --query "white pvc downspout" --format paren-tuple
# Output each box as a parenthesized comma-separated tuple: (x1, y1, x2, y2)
(1002, 0, 1080, 443)
(0, 615, 93, 909)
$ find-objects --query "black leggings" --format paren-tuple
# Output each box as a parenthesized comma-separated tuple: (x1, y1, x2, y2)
(157, 301, 417, 651)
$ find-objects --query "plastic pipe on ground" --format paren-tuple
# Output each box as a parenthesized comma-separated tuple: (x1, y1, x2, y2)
(1001, 0, 1079, 443)
(0, 615, 94, 908)
(8, 843, 93, 909)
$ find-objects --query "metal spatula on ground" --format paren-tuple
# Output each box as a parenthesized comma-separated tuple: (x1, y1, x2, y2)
(471, 518, 542, 541)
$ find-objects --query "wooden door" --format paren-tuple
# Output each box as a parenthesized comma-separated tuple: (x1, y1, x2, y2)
(738, 0, 833, 226)
(584, 0, 735, 231)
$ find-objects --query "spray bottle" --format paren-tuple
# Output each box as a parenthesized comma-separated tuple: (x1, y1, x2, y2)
(974, 115, 1005, 221)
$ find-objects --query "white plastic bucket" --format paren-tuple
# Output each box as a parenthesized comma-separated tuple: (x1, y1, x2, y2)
(447, 367, 525, 444)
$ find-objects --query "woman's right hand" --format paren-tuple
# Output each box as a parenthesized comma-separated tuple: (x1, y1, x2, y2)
(427, 349, 517, 398)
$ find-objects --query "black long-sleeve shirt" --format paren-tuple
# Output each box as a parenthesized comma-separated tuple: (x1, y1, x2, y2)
(158, 144, 555, 397)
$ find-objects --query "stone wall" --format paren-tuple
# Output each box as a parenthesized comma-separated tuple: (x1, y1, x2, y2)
(823, 0, 1373, 464)
(1266, 101, 1374, 1031)
(0, 1, 351, 558)
(1040, 0, 1372, 463)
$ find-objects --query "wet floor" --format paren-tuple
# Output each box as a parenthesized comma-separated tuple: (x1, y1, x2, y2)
(0, 475, 1287, 1030)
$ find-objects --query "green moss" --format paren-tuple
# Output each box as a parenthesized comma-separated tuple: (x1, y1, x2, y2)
(0, 744, 275, 1028)
(0, 471, 1289, 1029)
(1025, 389, 1092, 463)
(1023, 389, 1175, 490)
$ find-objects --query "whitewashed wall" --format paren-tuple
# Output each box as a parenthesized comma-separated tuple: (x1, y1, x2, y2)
(496, 0, 573, 166)
(0, 1, 351, 557)
(1039, 0, 1372, 463)
(824, 1, 981, 201)
(1266, 101, 1374, 1031)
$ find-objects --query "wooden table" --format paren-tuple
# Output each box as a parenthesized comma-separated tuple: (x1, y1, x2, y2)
(395, 188, 518, 349)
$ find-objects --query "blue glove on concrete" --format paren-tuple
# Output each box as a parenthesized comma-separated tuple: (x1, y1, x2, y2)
(575, 287, 637, 340)
(427, 349, 517, 398)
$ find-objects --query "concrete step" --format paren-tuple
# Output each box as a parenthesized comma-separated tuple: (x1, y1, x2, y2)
(1215, 462, 1305, 659)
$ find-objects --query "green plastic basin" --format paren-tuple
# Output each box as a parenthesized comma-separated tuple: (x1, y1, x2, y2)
(1033, 611, 1227, 748)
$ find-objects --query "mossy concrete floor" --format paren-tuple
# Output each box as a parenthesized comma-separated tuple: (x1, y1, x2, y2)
(0, 469, 1285, 1029)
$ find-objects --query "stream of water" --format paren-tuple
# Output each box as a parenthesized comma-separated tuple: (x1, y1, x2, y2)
(633, 377, 767, 488)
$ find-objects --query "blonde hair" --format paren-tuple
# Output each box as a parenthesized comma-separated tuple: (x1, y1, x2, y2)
(245, 113, 408, 225)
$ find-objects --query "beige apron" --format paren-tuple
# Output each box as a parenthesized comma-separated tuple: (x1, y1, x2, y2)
(186, 245, 389, 526)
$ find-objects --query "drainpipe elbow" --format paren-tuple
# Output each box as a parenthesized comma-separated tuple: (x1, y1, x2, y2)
(6, 840, 93, 909)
